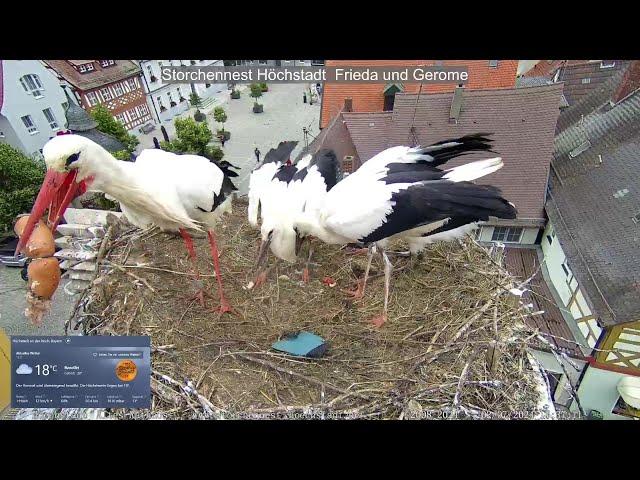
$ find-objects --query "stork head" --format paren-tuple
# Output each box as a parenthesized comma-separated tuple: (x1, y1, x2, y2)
(256, 219, 298, 267)
(15, 134, 100, 255)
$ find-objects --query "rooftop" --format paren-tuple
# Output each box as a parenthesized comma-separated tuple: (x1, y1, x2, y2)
(43, 60, 141, 91)
(316, 84, 564, 223)
(547, 91, 640, 326)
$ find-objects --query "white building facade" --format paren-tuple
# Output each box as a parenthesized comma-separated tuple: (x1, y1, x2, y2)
(0, 60, 70, 158)
(137, 60, 225, 124)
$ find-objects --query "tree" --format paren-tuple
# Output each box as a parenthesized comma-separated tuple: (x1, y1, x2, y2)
(160, 117, 225, 162)
(0, 144, 45, 236)
(250, 83, 263, 103)
(90, 104, 138, 153)
(213, 107, 228, 134)
(189, 92, 203, 108)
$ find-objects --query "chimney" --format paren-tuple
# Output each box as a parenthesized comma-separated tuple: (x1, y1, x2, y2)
(344, 97, 353, 112)
(449, 86, 464, 122)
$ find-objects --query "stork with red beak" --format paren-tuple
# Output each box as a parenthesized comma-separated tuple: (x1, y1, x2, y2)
(17, 134, 238, 314)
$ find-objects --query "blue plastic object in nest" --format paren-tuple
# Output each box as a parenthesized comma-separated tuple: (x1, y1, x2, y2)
(271, 331, 327, 358)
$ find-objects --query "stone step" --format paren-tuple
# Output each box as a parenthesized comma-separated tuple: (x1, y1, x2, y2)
(63, 208, 122, 226)
(55, 236, 73, 248)
(56, 223, 94, 238)
(54, 249, 97, 261)
(59, 260, 97, 272)
(68, 271, 95, 282)
(64, 279, 91, 295)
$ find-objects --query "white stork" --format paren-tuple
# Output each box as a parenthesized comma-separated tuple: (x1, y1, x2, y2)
(255, 148, 341, 282)
(248, 140, 304, 229)
(16, 134, 238, 315)
(292, 133, 517, 326)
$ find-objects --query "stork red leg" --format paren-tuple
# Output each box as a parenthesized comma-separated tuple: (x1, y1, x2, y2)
(179, 228, 211, 307)
(369, 250, 392, 328)
(207, 229, 235, 315)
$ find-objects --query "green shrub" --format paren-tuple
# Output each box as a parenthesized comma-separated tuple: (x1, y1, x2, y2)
(213, 106, 228, 133)
(159, 117, 222, 160)
(90, 104, 138, 153)
(0, 144, 45, 236)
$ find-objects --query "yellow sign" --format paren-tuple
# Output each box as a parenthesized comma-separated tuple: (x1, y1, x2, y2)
(0, 328, 10, 414)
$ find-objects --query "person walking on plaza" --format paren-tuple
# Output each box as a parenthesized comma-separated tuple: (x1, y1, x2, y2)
(254, 147, 261, 163)
(219, 134, 226, 148)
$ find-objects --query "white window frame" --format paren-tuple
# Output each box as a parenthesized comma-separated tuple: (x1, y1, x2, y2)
(113, 83, 124, 97)
(21, 115, 38, 134)
(115, 113, 127, 125)
(600, 60, 615, 69)
(491, 226, 523, 243)
(19, 74, 44, 98)
(127, 78, 138, 91)
(100, 87, 113, 101)
(128, 107, 139, 120)
(259, 60, 268, 65)
(42, 108, 59, 130)
(86, 91, 100, 106)
(85, 63, 94, 72)
(581, 78, 591, 84)
(489, 60, 499, 68)
(79, 64, 87, 73)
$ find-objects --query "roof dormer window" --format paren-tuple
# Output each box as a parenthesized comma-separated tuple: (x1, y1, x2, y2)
(77, 62, 95, 73)
(100, 60, 116, 68)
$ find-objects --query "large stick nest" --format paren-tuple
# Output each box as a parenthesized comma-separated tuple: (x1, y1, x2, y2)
(70, 198, 552, 419)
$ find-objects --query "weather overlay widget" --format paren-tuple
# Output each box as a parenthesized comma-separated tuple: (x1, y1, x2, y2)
(11, 336, 150, 408)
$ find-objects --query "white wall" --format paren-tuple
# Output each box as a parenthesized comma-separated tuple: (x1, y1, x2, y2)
(0, 60, 68, 157)
(139, 60, 225, 124)
(531, 349, 587, 407)
(571, 366, 638, 420)
(541, 221, 602, 348)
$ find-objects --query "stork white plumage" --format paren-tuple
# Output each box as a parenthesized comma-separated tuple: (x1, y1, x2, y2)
(293, 134, 517, 326)
(17, 134, 238, 314)
(254, 149, 341, 284)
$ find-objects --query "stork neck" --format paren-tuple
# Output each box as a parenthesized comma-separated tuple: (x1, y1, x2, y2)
(82, 144, 137, 198)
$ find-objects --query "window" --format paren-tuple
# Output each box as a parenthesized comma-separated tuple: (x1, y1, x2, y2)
(489, 60, 499, 68)
(78, 62, 94, 73)
(600, 60, 615, 69)
(569, 140, 591, 158)
(61, 102, 68, 111)
(581, 77, 591, 84)
(177, 87, 184, 100)
(100, 60, 115, 68)
(129, 107, 139, 120)
(115, 113, 127, 125)
(79, 64, 87, 73)
(21, 115, 38, 134)
(19, 74, 44, 98)
(491, 226, 523, 243)
(383, 93, 396, 111)
(633, 212, 640, 224)
(113, 83, 124, 97)
(100, 87, 112, 101)
(127, 78, 138, 91)
(86, 91, 99, 106)
(146, 65, 156, 81)
(157, 96, 165, 111)
(561, 260, 570, 276)
(42, 108, 59, 130)
(167, 91, 174, 102)
(259, 60, 268, 65)
(190, 60, 196, 65)
(86, 63, 94, 71)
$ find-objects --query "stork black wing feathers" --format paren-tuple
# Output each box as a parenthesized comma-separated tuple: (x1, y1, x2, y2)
(260, 141, 299, 167)
(359, 180, 517, 244)
(293, 149, 341, 190)
(413, 133, 495, 167)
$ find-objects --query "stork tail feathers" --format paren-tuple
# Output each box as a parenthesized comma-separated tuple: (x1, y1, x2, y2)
(443, 157, 503, 182)
(409, 133, 495, 166)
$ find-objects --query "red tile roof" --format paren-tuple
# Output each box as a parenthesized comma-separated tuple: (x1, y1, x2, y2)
(320, 60, 519, 128)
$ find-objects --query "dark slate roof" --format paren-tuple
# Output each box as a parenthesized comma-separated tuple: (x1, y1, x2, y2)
(43, 60, 141, 91)
(63, 90, 126, 153)
(547, 92, 640, 326)
(295, 109, 359, 166)
(555, 66, 630, 134)
(556, 60, 630, 108)
(504, 247, 586, 357)
(516, 76, 552, 87)
(332, 84, 564, 222)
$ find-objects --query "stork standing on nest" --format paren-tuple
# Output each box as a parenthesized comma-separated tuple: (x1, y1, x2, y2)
(255, 148, 341, 283)
(293, 134, 517, 326)
(16, 134, 238, 315)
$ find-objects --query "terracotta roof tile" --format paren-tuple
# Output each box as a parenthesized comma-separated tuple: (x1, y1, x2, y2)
(43, 60, 141, 91)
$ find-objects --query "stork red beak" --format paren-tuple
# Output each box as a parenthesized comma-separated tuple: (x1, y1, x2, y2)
(15, 169, 86, 255)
